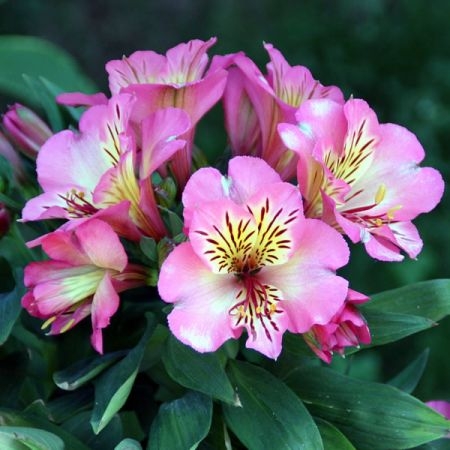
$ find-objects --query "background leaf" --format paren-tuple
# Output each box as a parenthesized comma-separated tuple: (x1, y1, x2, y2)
(147, 391, 212, 450)
(286, 365, 450, 449)
(162, 335, 235, 404)
(90, 313, 156, 434)
(0, 35, 96, 103)
(0, 426, 64, 450)
(0, 269, 25, 345)
(223, 360, 323, 450)
(315, 418, 356, 450)
(363, 279, 450, 322)
(388, 349, 430, 393)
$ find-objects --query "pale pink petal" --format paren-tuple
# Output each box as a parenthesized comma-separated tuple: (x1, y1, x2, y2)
(91, 273, 121, 353)
(182, 167, 226, 232)
(291, 99, 347, 155)
(140, 107, 191, 178)
(364, 222, 423, 261)
(223, 67, 262, 157)
(243, 309, 289, 359)
(227, 156, 282, 204)
(165, 38, 217, 83)
(363, 228, 405, 262)
(264, 43, 344, 106)
(123, 68, 227, 125)
(35, 130, 109, 194)
(245, 181, 305, 262)
(260, 219, 349, 332)
(158, 242, 241, 352)
(40, 230, 91, 266)
(56, 92, 108, 107)
(189, 198, 257, 273)
(75, 219, 128, 271)
(106, 51, 166, 94)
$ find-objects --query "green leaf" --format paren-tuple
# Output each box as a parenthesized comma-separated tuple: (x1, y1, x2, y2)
(64, 411, 123, 449)
(363, 279, 450, 322)
(0, 426, 64, 450)
(315, 418, 356, 450)
(286, 365, 450, 449)
(0, 35, 96, 103)
(223, 360, 323, 450)
(148, 391, 212, 450)
(0, 410, 90, 450)
(53, 350, 127, 391)
(90, 313, 156, 434)
(139, 237, 158, 263)
(362, 310, 435, 347)
(162, 335, 235, 404)
(0, 269, 25, 345)
(388, 348, 430, 393)
(115, 438, 143, 450)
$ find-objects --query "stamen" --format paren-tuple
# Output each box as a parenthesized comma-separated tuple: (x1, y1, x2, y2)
(375, 184, 387, 204)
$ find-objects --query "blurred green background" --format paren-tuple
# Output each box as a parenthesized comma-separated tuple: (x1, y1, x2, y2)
(0, 0, 449, 399)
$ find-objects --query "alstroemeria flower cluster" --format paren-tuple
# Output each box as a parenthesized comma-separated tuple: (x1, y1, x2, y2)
(16, 38, 444, 360)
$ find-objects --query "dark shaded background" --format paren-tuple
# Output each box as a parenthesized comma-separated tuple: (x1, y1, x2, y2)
(1, 0, 449, 399)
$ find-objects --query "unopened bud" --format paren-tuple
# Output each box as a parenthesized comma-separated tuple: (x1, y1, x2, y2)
(154, 177, 177, 208)
(3, 104, 52, 159)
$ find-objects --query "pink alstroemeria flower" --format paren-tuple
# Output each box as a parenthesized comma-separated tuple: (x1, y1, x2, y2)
(219, 43, 343, 180)
(279, 98, 445, 261)
(22, 94, 190, 241)
(304, 289, 371, 363)
(106, 38, 227, 187)
(22, 219, 148, 353)
(158, 156, 349, 359)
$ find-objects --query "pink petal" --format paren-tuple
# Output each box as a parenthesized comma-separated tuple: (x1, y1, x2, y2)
(40, 230, 91, 266)
(140, 107, 191, 178)
(260, 219, 349, 332)
(223, 67, 262, 157)
(243, 308, 289, 360)
(158, 242, 241, 352)
(56, 92, 108, 107)
(106, 51, 166, 94)
(227, 156, 282, 204)
(76, 219, 128, 271)
(293, 99, 347, 154)
(90, 273, 121, 353)
(182, 167, 226, 232)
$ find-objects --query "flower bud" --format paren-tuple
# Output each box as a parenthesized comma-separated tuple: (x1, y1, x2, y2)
(3, 104, 52, 159)
(0, 203, 11, 237)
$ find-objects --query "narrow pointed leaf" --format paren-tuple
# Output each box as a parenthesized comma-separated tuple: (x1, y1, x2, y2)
(315, 418, 356, 450)
(363, 279, 450, 321)
(53, 350, 127, 391)
(148, 391, 212, 450)
(0, 270, 25, 345)
(286, 365, 450, 449)
(0, 410, 91, 450)
(362, 310, 435, 347)
(388, 348, 430, 393)
(115, 438, 143, 450)
(91, 314, 156, 434)
(162, 335, 235, 404)
(223, 360, 323, 450)
(0, 427, 64, 450)
(0, 35, 96, 102)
